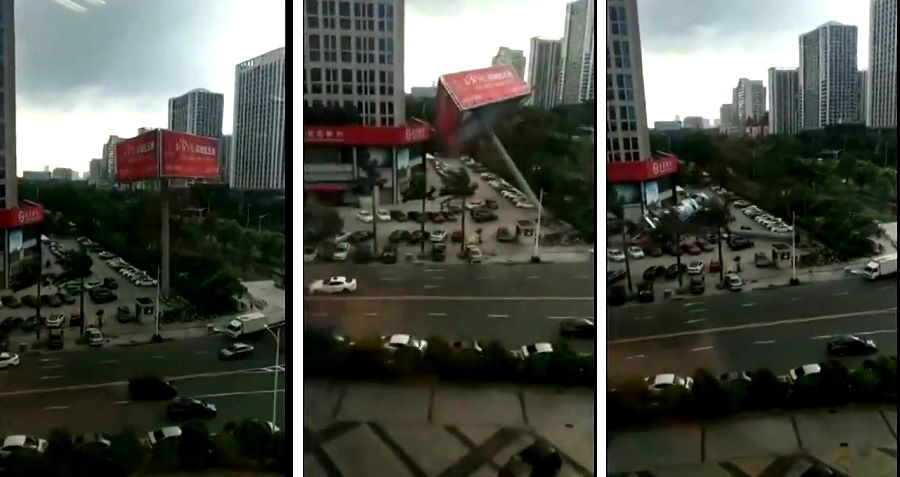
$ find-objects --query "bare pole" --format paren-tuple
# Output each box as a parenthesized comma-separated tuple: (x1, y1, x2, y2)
(532, 188, 544, 259)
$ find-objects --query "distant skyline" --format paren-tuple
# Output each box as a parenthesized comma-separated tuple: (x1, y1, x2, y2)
(636, 0, 869, 124)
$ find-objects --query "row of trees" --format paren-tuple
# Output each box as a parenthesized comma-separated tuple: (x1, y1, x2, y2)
(0, 419, 285, 476)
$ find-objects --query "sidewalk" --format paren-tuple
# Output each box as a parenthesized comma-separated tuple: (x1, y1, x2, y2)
(6, 319, 215, 354)
(609, 405, 897, 476)
(304, 380, 595, 477)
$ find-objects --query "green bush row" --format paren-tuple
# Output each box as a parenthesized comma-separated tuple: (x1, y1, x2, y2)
(609, 356, 897, 429)
(304, 330, 595, 388)
(0, 419, 285, 477)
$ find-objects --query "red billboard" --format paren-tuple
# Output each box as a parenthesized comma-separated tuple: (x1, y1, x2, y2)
(115, 131, 158, 182)
(438, 65, 530, 111)
(303, 122, 431, 147)
(607, 156, 680, 183)
(160, 130, 219, 179)
(0, 203, 44, 229)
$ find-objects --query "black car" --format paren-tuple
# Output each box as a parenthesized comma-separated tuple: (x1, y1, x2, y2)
(74, 433, 112, 451)
(661, 243, 680, 256)
(349, 231, 374, 243)
(471, 208, 498, 223)
(637, 282, 654, 302)
(728, 237, 754, 250)
(390, 210, 407, 221)
(20, 316, 37, 332)
(432, 242, 446, 262)
(559, 318, 595, 339)
(451, 340, 483, 353)
(499, 441, 563, 477)
(57, 291, 76, 305)
(166, 398, 217, 421)
(642, 266, 665, 281)
(689, 275, 706, 294)
(484, 199, 499, 210)
(664, 263, 686, 279)
(389, 230, 410, 243)
(644, 246, 663, 257)
(89, 288, 117, 304)
(103, 278, 118, 290)
(1, 295, 20, 308)
(606, 270, 626, 284)
(407, 211, 426, 223)
(21, 295, 38, 308)
(128, 377, 178, 400)
(380, 246, 398, 264)
(608, 285, 627, 306)
(47, 328, 64, 350)
(409, 230, 426, 244)
(827, 335, 877, 357)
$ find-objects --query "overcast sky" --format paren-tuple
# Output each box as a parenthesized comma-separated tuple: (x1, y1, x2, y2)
(15, 0, 284, 175)
(637, 0, 870, 124)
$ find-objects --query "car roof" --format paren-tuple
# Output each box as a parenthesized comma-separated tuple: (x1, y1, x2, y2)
(2, 436, 33, 447)
(328, 276, 346, 281)
(389, 334, 411, 344)
(652, 374, 677, 384)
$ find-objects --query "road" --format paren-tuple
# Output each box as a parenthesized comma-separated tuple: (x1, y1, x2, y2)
(303, 263, 595, 297)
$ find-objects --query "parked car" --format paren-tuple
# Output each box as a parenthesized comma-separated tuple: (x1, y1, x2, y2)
(559, 318, 595, 339)
(330, 242, 352, 262)
(89, 288, 117, 304)
(725, 273, 743, 291)
(41, 294, 62, 307)
(1, 295, 20, 308)
(642, 266, 664, 281)
(466, 245, 483, 263)
(450, 230, 463, 243)
(754, 251, 773, 267)
(496, 227, 517, 243)
(144, 427, 182, 448)
(687, 260, 705, 275)
(356, 209, 374, 223)
(45, 313, 65, 328)
(788, 363, 821, 383)
(680, 243, 701, 255)
(407, 211, 426, 223)
(69, 313, 84, 329)
(21, 295, 38, 308)
(20, 316, 37, 332)
(103, 277, 119, 290)
(382, 334, 428, 353)
(636, 282, 654, 302)
(696, 238, 714, 252)
(86, 327, 104, 346)
(646, 374, 693, 392)
(728, 237, 754, 250)
(664, 263, 686, 279)
(389, 230, 410, 243)
(380, 246, 398, 264)
(498, 441, 562, 477)
(626, 246, 644, 259)
(689, 275, 706, 294)
(512, 342, 553, 359)
(308, 276, 358, 294)
(432, 242, 446, 262)
(607, 249, 626, 262)
(375, 209, 391, 222)
(643, 246, 663, 257)
(129, 377, 178, 400)
(719, 371, 752, 384)
(219, 342, 255, 360)
(349, 231, 374, 243)
(409, 230, 426, 244)
(167, 398, 217, 421)
(0, 435, 48, 457)
(84, 280, 103, 290)
(430, 230, 447, 242)
(826, 335, 877, 357)
(607, 270, 626, 284)
(709, 259, 722, 273)
(0, 352, 21, 369)
(484, 199, 499, 210)
(390, 210, 407, 221)
(471, 209, 497, 223)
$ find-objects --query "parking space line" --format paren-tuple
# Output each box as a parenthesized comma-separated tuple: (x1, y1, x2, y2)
(428, 276, 445, 280)
(42, 365, 63, 370)
(364, 312, 378, 316)
(380, 277, 400, 281)
(40, 376, 64, 380)
(39, 358, 62, 363)
(100, 360, 118, 364)
(833, 291, 850, 296)
(428, 312, 446, 317)
(113, 400, 130, 405)
(487, 314, 509, 318)
(754, 340, 775, 345)
(624, 354, 645, 360)
(684, 318, 706, 324)
(692, 346, 714, 352)
(423, 285, 440, 289)
(810, 335, 833, 340)
(740, 303, 757, 307)
(688, 308, 707, 314)
(683, 302, 704, 307)
(152, 355, 165, 359)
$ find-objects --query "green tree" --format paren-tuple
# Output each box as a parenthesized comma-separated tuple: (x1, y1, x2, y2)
(233, 419, 276, 467)
(355, 155, 383, 251)
(58, 248, 92, 335)
(4, 448, 51, 476)
(108, 428, 145, 477)
(696, 199, 729, 283)
(655, 214, 692, 287)
(440, 169, 479, 253)
(45, 428, 75, 476)
(178, 421, 215, 471)
(215, 219, 243, 250)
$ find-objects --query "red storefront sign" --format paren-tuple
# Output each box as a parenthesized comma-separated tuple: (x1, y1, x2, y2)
(607, 156, 679, 183)
(115, 131, 158, 181)
(438, 65, 530, 111)
(0, 203, 45, 229)
(160, 130, 219, 179)
(303, 123, 431, 146)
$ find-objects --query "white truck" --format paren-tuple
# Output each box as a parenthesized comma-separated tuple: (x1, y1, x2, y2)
(224, 312, 284, 339)
(862, 253, 898, 280)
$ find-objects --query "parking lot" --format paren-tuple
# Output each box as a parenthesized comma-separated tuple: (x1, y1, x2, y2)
(1, 237, 157, 341)
(309, 156, 588, 264)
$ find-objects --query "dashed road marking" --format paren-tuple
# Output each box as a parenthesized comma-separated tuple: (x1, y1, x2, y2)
(476, 276, 492, 280)
(40, 376, 63, 380)
(380, 277, 400, 281)
(44, 406, 69, 410)
(423, 285, 440, 289)
(193, 389, 286, 399)
(833, 291, 850, 296)
(853, 329, 896, 336)
(692, 346, 714, 352)
(364, 312, 378, 316)
(547, 316, 574, 320)
(42, 365, 63, 370)
(487, 314, 509, 318)
(428, 276, 445, 280)
(625, 354, 645, 360)
(876, 286, 893, 292)
(683, 302, 704, 308)
(634, 315, 655, 320)
(811, 335, 833, 340)
(152, 355, 165, 359)
(39, 358, 62, 363)
(741, 303, 757, 307)
(688, 308, 707, 314)
(791, 297, 801, 301)
(684, 319, 706, 324)
(526, 276, 540, 279)
(754, 340, 776, 345)
(425, 269, 442, 272)
(113, 400, 130, 405)
(428, 312, 446, 317)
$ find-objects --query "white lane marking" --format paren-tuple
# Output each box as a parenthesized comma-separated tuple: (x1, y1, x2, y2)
(526, 276, 540, 279)
(424, 269, 442, 272)
(684, 319, 706, 324)
(833, 291, 850, 296)
(381, 277, 400, 281)
(683, 302, 704, 307)
(624, 354, 645, 360)
(487, 314, 509, 318)
(692, 346, 714, 352)
(741, 303, 757, 307)
(688, 309, 707, 314)
(609, 307, 898, 345)
(193, 389, 286, 399)
(42, 365, 63, 370)
(754, 340, 776, 345)
(305, 296, 594, 301)
(100, 359, 119, 364)
(853, 329, 897, 336)
(364, 312, 379, 316)
(423, 285, 440, 289)
(428, 312, 447, 316)
(547, 316, 574, 320)
(44, 405, 69, 410)
(810, 335, 833, 340)
(152, 355, 165, 359)
(39, 358, 62, 363)
(476, 276, 492, 280)
(40, 376, 64, 380)
(428, 276, 445, 280)
(309, 312, 328, 317)
(113, 400, 130, 405)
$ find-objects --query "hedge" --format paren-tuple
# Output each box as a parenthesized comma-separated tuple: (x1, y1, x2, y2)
(0, 419, 286, 476)
(304, 329, 595, 388)
(608, 356, 897, 429)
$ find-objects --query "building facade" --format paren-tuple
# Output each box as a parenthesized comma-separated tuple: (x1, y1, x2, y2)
(22, 171, 50, 181)
(858, 69, 868, 123)
(682, 116, 704, 129)
(303, 0, 405, 127)
(527, 37, 562, 110)
(491, 47, 526, 79)
(89, 158, 103, 185)
(559, 0, 592, 104)
(51, 168, 76, 181)
(101, 135, 121, 183)
(168, 88, 224, 138)
(768, 67, 800, 135)
(606, 0, 677, 213)
(799, 22, 859, 129)
(409, 86, 436, 99)
(867, 0, 896, 128)
(579, 0, 595, 103)
(719, 103, 737, 134)
(231, 48, 286, 190)
(217, 135, 232, 184)
(732, 78, 766, 124)
(653, 121, 681, 131)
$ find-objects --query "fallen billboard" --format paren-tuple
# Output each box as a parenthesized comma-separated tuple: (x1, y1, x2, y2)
(115, 131, 159, 182)
(607, 156, 679, 183)
(160, 130, 219, 179)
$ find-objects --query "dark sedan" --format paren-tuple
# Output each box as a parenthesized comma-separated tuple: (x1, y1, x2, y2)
(827, 335, 877, 357)
(664, 263, 686, 279)
(166, 398, 217, 421)
(642, 265, 665, 281)
(559, 318, 595, 339)
(606, 270, 626, 284)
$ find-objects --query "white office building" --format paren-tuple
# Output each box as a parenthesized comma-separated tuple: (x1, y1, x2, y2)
(857, 69, 868, 124)
(559, 0, 594, 104)
(0, 0, 14, 210)
(168, 88, 224, 138)
(867, 0, 896, 128)
(303, 0, 405, 127)
(606, 0, 649, 163)
(732, 78, 766, 124)
(527, 37, 562, 110)
(231, 48, 285, 191)
(799, 22, 859, 129)
(492, 47, 526, 80)
(682, 116, 704, 129)
(768, 67, 800, 135)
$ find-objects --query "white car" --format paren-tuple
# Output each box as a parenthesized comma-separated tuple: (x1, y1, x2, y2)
(137, 279, 157, 287)
(626, 246, 644, 259)
(308, 276, 358, 294)
(725, 273, 743, 291)
(86, 327, 104, 346)
(357, 209, 374, 223)
(334, 232, 352, 243)
(145, 426, 182, 448)
(0, 435, 48, 457)
(607, 249, 626, 262)
(687, 260, 705, 274)
(515, 201, 535, 209)
(466, 245, 483, 263)
(430, 230, 447, 242)
(46, 314, 65, 328)
(98, 252, 115, 259)
(332, 242, 352, 261)
(788, 363, 821, 383)
(645, 374, 694, 392)
(376, 209, 391, 222)
(0, 352, 20, 369)
(382, 334, 428, 353)
(465, 201, 485, 211)
(512, 342, 553, 359)
(84, 280, 103, 290)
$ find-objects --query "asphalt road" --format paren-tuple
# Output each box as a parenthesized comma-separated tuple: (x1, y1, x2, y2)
(608, 277, 897, 340)
(0, 372, 286, 437)
(304, 297, 596, 353)
(608, 310, 897, 381)
(303, 263, 595, 297)
(0, 335, 283, 393)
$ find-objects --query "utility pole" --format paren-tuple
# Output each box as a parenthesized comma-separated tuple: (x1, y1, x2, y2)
(790, 211, 798, 285)
(532, 189, 544, 261)
(257, 214, 269, 234)
(265, 325, 281, 426)
(622, 223, 633, 293)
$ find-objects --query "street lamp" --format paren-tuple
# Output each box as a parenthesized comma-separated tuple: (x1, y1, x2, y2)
(257, 214, 269, 234)
(263, 324, 282, 426)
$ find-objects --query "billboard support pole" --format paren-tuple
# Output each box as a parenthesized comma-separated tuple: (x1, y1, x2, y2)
(487, 131, 540, 207)
(160, 178, 170, 301)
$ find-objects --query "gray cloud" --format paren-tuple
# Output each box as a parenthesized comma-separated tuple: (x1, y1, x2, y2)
(16, 0, 234, 106)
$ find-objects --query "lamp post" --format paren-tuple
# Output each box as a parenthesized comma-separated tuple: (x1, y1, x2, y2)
(264, 324, 281, 426)
(790, 211, 798, 285)
(257, 214, 269, 234)
(531, 188, 544, 262)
